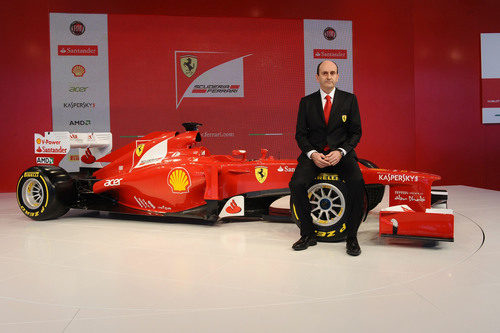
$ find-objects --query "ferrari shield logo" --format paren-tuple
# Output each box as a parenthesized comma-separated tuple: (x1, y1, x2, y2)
(135, 144, 145, 157)
(255, 166, 268, 183)
(342, 115, 347, 122)
(180, 56, 198, 78)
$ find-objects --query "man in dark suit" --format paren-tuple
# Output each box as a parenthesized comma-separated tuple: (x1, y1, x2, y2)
(289, 60, 364, 256)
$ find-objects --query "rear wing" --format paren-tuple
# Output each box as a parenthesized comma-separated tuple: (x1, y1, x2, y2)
(34, 132, 112, 172)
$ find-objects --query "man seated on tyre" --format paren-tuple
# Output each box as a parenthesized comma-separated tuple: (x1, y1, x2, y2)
(289, 60, 364, 256)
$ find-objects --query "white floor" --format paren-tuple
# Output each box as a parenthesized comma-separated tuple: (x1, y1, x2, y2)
(0, 186, 498, 332)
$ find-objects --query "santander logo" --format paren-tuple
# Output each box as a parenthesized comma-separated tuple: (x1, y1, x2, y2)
(81, 148, 96, 164)
(58, 45, 98, 56)
(225, 199, 242, 214)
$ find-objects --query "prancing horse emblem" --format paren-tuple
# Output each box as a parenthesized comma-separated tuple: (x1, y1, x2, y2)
(180, 56, 198, 78)
(255, 166, 268, 184)
(135, 143, 145, 157)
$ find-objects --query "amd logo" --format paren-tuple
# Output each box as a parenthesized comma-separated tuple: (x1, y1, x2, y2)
(69, 120, 91, 126)
(36, 157, 54, 164)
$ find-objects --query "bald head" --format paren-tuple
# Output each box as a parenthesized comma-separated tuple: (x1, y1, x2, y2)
(315, 61, 339, 94)
(316, 61, 339, 75)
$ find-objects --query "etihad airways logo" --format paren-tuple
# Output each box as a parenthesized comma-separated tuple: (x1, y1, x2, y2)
(175, 51, 252, 108)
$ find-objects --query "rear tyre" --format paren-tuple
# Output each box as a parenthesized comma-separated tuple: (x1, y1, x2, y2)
(17, 166, 75, 221)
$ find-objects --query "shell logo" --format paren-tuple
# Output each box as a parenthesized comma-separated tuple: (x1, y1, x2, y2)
(168, 168, 191, 193)
(72, 64, 85, 77)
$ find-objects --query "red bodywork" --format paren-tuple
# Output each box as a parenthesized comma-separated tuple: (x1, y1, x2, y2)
(59, 128, 452, 241)
(379, 208, 454, 241)
(363, 167, 453, 241)
(92, 130, 440, 213)
(361, 167, 439, 212)
(92, 130, 298, 214)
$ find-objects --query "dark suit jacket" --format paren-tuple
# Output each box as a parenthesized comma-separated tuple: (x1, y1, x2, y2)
(295, 89, 362, 160)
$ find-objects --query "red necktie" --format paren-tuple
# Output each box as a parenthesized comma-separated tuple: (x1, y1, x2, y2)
(324, 95, 332, 125)
(323, 95, 332, 152)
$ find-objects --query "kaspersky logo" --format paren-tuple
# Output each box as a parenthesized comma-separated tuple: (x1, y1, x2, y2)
(175, 51, 252, 108)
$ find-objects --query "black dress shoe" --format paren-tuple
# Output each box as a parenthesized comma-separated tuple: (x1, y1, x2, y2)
(346, 237, 361, 256)
(292, 235, 317, 251)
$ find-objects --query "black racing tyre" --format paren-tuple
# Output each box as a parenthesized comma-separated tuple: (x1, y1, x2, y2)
(291, 173, 352, 242)
(358, 158, 378, 169)
(358, 159, 385, 211)
(17, 166, 76, 221)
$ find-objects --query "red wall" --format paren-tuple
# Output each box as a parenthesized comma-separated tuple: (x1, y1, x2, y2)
(413, 0, 500, 188)
(1, 0, 498, 192)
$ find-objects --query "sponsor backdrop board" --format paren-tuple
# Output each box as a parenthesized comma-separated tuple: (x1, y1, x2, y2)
(304, 20, 353, 95)
(481, 33, 500, 124)
(50, 14, 352, 159)
(50, 13, 111, 171)
(50, 13, 111, 132)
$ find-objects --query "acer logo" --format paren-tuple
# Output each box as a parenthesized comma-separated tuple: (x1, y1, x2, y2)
(69, 87, 88, 92)
(103, 178, 123, 187)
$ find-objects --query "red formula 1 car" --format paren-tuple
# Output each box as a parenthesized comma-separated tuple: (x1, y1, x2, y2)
(17, 123, 454, 242)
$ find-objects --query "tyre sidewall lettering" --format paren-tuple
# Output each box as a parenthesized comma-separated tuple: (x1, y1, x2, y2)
(314, 222, 347, 238)
(17, 168, 51, 217)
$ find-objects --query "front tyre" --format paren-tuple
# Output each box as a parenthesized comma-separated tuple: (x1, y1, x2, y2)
(17, 166, 75, 221)
(291, 175, 351, 242)
(358, 159, 385, 212)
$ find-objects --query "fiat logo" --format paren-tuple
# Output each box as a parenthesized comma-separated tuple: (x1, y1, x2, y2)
(70, 21, 85, 36)
(323, 27, 336, 41)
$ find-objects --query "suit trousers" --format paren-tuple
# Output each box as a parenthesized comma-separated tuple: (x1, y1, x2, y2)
(289, 154, 365, 238)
